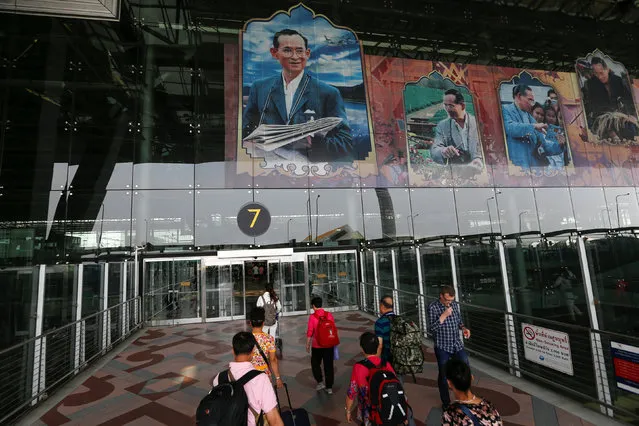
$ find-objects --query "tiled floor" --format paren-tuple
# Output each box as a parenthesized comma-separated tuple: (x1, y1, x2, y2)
(34, 312, 600, 425)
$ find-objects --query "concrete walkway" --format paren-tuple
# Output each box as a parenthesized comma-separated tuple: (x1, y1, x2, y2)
(25, 311, 621, 425)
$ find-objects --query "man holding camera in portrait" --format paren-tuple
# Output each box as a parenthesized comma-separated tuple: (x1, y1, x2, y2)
(430, 89, 483, 172)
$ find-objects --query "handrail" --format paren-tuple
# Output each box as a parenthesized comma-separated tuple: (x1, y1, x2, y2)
(0, 296, 143, 424)
(0, 296, 142, 357)
(359, 281, 639, 422)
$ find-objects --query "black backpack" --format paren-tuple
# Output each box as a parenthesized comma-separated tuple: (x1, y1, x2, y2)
(196, 369, 264, 426)
(359, 358, 409, 425)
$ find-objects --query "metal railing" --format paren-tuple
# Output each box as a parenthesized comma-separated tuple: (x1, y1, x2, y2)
(358, 282, 639, 423)
(0, 297, 142, 424)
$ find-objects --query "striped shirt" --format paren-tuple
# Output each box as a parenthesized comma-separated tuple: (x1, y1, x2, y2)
(374, 312, 395, 363)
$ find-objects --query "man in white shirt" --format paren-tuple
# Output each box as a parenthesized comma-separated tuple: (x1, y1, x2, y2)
(211, 332, 284, 426)
(242, 29, 353, 163)
(430, 89, 483, 170)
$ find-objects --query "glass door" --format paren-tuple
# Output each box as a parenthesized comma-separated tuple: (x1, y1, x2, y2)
(202, 259, 245, 321)
(244, 260, 268, 314)
(144, 258, 201, 324)
(279, 254, 308, 314)
(308, 251, 358, 309)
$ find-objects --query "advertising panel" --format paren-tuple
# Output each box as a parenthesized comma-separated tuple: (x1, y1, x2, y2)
(522, 323, 573, 376)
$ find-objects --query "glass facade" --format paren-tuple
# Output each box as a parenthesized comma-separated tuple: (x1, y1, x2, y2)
(2, 2, 639, 423)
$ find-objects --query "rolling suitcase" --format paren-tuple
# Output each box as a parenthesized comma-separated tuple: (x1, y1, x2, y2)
(276, 382, 311, 426)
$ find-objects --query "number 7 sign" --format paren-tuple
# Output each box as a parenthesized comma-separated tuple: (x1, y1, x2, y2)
(237, 202, 271, 237)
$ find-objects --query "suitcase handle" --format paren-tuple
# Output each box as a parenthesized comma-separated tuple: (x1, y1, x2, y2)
(274, 382, 294, 413)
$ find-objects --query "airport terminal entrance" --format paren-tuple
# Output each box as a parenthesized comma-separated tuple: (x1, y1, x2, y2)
(143, 249, 358, 325)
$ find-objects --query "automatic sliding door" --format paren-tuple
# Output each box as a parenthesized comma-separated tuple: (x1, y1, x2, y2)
(245, 260, 268, 314)
(204, 261, 244, 321)
(204, 264, 232, 319)
(231, 263, 245, 318)
(280, 259, 307, 313)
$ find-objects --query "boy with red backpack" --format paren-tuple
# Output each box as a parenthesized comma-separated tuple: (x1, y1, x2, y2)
(345, 332, 410, 425)
(306, 296, 339, 395)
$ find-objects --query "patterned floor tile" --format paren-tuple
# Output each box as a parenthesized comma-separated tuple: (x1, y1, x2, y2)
(37, 311, 598, 426)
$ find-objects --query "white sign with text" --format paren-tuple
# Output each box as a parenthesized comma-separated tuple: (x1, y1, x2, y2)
(522, 323, 573, 376)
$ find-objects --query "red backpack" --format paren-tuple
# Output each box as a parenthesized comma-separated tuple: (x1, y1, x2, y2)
(315, 313, 340, 347)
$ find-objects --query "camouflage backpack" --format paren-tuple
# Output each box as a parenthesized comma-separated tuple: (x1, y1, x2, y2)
(390, 315, 424, 381)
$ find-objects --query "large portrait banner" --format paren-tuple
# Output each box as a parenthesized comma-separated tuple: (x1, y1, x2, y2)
(498, 71, 574, 177)
(238, 4, 375, 186)
(575, 49, 639, 145)
(404, 71, 488, 186)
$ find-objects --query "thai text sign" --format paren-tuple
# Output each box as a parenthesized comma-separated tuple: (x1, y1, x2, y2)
(522, 323, 573, 376)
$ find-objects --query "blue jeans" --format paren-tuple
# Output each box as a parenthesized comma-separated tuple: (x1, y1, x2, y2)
(434, 347, 469, 406)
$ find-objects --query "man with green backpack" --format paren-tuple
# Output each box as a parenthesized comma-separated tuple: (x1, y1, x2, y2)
(374, 295, 420, 426)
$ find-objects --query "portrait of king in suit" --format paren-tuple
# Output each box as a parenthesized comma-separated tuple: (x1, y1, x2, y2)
(242, 28, 354, 163)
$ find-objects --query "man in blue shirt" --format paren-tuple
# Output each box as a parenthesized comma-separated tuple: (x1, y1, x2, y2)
(374, 295, 395, 364)
(501, 84, 548, 170)
(428, 285, 471, 408)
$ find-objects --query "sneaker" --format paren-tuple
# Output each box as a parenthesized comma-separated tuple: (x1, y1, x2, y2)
(315, 382, 325, 391)
(326, 388, 333, 395)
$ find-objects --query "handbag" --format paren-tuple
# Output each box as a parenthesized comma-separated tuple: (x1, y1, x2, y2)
(333, 345, 340, 360)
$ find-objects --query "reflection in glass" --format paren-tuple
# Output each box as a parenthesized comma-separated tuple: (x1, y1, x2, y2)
(278, 261, 307, 313)
(453, 244, 508, 364)
(254, 190, 311, 245)
(376, 248, 394, 290)
(145, 260, 200, 321)
(311, 189, 364, 244)
(396, 247, 418, 294)
(195, 190, 253, 247)
(455, 188, 498, 236)
(361, 188, 411, 239)
(0, 267, 38, 349)
(505, 236, 585, 323)
(133, 190, 194, 246)
(308, 253, 357, 308)
(420, 245, 453, 299)
(534, 188, 576, 234)
(410, 188, 459, 239)
(571, 187, 607, 231)
(495, 188, 539, 236)
(605, 188, 639, 229)
(587, 236, 639, 336)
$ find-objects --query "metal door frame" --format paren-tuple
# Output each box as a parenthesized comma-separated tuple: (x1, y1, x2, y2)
(143, 248, 361, 325)
(142, 257, 202, 326)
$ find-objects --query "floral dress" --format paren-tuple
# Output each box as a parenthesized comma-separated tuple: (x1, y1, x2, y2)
(442, 399, 502, 426)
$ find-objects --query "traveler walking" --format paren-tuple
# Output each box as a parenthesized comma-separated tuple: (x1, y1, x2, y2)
(306, 296, 339, 395)
(442, 359, 502, 425)
(373, 295, 418, 426)
(428, 285, 471, 408)
(249, 307, 283, 389)
(201, 331, 284, 426)
(256, 282, 282, 338)
(374, 295, 424, 382)
(345, 332, 409, 425)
